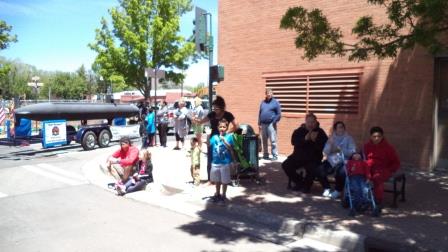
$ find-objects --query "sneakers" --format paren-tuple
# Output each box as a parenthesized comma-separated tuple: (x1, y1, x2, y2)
(115, 182, 126, 196)
(330, 190, 341, 199)
(218, 195, 228, 205)
(271, 155, 278, 161)
(208, 194, 228, 204)
(173, 146, 181, 150)
(208, 194, 221, 203)
(262, 155, 270, 160)
(322, 188, 331, 198)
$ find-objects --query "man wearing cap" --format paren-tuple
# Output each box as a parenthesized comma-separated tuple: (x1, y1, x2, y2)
(258, 88, 282, 161)
(104, 136, 139, 183)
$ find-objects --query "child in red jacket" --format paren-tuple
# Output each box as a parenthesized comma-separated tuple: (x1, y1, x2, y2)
(347, 153, 370, 179)
(346, 152, 371, 211)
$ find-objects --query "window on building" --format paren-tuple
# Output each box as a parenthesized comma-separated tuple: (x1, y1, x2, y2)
(263, 68, 362, 115)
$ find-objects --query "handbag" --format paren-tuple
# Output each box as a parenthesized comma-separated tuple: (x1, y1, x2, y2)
(327, 152, 344, 168)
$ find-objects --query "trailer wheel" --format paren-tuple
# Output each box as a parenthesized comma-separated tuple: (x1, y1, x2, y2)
(82, 131, 97, 151)
(98, 130, 111, 148)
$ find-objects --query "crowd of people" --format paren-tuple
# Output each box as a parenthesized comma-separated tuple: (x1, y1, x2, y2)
(102, 91, 401, 210)
(281, 114, 401, 209)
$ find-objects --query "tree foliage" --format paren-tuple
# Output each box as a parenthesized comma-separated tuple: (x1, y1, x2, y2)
(42, 72, 87, 100)
(0, 20, 18, 86)
(280, 0, 448, 61)
(89, 0, 196, 99)
(0, 20, 17, 50)
(0, 57, 94, 100)
(0, 58, 35, 100)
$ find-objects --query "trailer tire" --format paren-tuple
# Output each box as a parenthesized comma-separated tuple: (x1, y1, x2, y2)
(98, 130, 111, 148)
(82, 131, 97, 151)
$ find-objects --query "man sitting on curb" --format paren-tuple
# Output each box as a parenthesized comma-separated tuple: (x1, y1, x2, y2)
(101, 136, 139, 190)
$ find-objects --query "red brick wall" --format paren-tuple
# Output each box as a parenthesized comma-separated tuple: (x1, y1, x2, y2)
(217, 0, 434, 170)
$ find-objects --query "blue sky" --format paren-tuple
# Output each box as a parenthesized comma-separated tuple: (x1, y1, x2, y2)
(0, 0, 217, 87)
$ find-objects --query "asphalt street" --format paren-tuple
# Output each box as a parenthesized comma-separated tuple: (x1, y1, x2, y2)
(0, 135, 313, 252)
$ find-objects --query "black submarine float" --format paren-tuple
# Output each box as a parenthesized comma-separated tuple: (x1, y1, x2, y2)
(14, 102, 140, 150)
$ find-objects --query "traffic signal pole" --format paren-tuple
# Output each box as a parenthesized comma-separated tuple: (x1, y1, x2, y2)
(206, 13, 213, 107)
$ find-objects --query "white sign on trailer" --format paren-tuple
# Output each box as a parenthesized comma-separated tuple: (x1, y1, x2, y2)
(110, 125, 140, 141)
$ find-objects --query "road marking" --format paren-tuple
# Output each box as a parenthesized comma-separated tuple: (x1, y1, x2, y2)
(0, 192, 8, 198)
(22, 165, 86, 186)
(36, 163, 87, 182)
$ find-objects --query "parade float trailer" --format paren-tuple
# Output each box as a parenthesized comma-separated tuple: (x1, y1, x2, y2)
(14, 102, 140, 150)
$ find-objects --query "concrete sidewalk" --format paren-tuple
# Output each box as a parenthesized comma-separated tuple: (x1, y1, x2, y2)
(81, 143, 448, 252)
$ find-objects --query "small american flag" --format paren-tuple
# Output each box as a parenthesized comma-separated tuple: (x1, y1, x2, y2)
(0, 104, 6, 125)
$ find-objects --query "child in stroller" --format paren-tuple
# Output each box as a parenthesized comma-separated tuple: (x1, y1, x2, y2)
(343, 152, 381, 217)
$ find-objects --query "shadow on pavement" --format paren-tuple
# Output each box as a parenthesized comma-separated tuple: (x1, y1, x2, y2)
(178, 160, 448, 251)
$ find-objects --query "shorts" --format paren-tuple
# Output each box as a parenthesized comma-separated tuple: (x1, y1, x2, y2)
(175, 132, 185, 142)
(210, 163, 231, 184)
(111, 164, 134, 179)
(111, 164, 124, 177)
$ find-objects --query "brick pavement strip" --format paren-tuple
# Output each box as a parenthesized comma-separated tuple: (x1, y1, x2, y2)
(81, 145, 448, 252)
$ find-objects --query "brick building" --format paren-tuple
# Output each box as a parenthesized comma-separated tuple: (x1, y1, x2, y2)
(217, 0, 448, 170)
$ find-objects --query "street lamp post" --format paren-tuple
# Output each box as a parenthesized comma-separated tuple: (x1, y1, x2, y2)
(145, 67, 165, 146)
(27, 76, 44, 101)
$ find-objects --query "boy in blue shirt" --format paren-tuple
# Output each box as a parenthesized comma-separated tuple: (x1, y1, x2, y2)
(209, 119, 234, 203)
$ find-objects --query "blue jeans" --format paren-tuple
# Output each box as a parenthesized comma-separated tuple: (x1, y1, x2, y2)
(124, 179, 148, 193)
(261, 122, 278, 158)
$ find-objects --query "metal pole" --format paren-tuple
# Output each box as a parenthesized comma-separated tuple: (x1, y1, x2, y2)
(154, 69, 157, 146)
(207, 13, 213, 107)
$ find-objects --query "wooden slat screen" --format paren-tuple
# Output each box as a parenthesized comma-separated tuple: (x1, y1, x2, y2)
(265, 72, 361, 115)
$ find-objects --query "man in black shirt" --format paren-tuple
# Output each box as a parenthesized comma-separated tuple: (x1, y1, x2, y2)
(282, 113, 328, 193)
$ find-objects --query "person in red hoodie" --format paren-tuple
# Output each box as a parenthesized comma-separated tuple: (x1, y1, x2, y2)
(364, 126, 400, 206)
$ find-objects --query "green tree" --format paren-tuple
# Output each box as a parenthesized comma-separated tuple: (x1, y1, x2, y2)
(280, 0, 448, 61)
(44, 72, 87, 100)
(0, 20, 17, 50)
(89, 0, 196, 99)
(0, 20, 18, 93)
(191, 82, 205, 94)
(0, 57, 35, 100)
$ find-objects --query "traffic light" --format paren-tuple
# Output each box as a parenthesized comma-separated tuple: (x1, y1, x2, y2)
(193, 6, 207, 53)
(210, 65, 224, 82)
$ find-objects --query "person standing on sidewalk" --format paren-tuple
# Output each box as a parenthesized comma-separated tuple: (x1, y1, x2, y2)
(258, 88, 281, 161)
(364, 126, 400, 208)
(139, 113, 148, 148)
(192, 97, 205, 149)
(145, 107, 156, 147)
(156, 100, 169, 147)
(193, 96, 238, 181)
(173, 99, 189, 150)
(209, 119, 235, 203)
(190, 137, 201, 186)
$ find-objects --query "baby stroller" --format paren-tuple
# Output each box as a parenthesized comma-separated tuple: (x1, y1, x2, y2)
(341, 154, 381, 217)
(230, 126, 261, 186)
